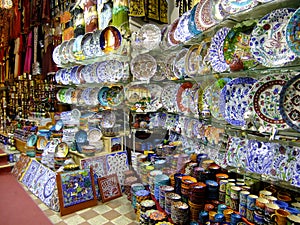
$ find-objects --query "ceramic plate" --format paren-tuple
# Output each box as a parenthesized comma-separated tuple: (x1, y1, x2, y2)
(66, 38, 76, 63)
(188, 3, 202, 36)
(52, 44, 61, 65)
(98, 86, 109, 107)
(223, 20, 258, 71)
(152, 55, 167, 81)
(130, 54, 157, 81)
(279, 73, 300, 132)
(176, 81, 193, 114)
(71, 108, 81, 121)
(37, 136, 48, 150)
(124, 83, 150, 105)
(55, 119, 64, 131)
(207, 78, 232, 120)
(185, 44, 200, 77)
(286, 8, 300, 56)
(106, 85, 124, 107)
(195, 0, 216, 31)
(174, 11, 193, 43)
(209, 27, 231, 73)
(146, 84, 163, 112)
(247, 73, 292, 132)
(164, 52, 178, 80)
(139, 24, 161, 51)
(198, 37, 212, 74)
(59, 41, 69, 65)
(250, 8, 296, 67)
(161, 83, 181, 112)
(211, 0, 228, 22)
(87, 128, 102, 142)
(99, 110, 116, 128)
(75, 130, 88, 144)
(100, 26, 122, 54)
(221, 0, 258, 14)
(81, 32, 94, 58)
(219, 77, 257, 126)
(55, 142, 69, 158)
(173, 48, 188, 79)
(167, 18, 181, 46)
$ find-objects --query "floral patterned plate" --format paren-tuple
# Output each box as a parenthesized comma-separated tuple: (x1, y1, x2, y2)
(176, 81, 194, 114)
(219, 77, 257, 126)
(195, 0, 216, 31)
(207, 78, 232, 120)
(286, 8, 300, 56)
(223, 20, 258, 71)
(130, 54, 157, 81)
(279, 73, 300, 132)
(221, 0, 258, 14)
(98, 86, 110, 107)
(185, 44, 200, 77)
(99, 110, 116, 128)
(250, 8, 296, 67)
(209, 27, 231, 73)
(247, 73, 293, 132)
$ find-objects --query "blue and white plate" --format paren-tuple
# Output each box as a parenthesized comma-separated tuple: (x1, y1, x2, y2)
(250, 8, 296, 67)
(209, 27, 231, 72)
(75, 130, 88, 144)
(219, 77, 257, 126)
(279, 73, 300, 132)
(99, 110, 116, 128)
(52, 44, 61, 65)
(221, 0, 258, 14)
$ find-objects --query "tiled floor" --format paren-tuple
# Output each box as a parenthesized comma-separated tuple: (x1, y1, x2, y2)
(24, 187, 138, 225)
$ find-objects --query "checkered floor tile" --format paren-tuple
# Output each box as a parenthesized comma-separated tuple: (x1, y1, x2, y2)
(24, 187, 138, 225)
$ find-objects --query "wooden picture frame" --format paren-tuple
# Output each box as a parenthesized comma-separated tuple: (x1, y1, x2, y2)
(56, 167, 97, 216)
(98, 174, 122, 203)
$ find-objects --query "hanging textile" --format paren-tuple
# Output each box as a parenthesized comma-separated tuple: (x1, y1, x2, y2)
(23, 30, 33, 74)
(128, 0, 145, 17)
(159, 0, 168, 23)
(147, 0, 159, 21)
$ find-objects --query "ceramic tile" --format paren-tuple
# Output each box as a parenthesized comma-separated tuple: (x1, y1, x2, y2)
(87, 214, 109, 224)
(78, 210, 99, 220)
(102, 210, 122, 220)
(63, 214, 86, 225)
(111, 215, 137, 225)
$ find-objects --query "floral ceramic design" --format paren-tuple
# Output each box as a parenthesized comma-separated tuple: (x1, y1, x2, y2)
(146, 84, 163, 112)
(223, 20, 258, 71)
(188, 3, 202, 36)
(176, 82, 194, 114)
(185, 44, 200, 77)
(279, 74, 300, 132)
(98, 86, 109, 107)
(130, 54, 157, 81)
(194, 0, 216, 32)
(211, 0, 228, 22)
(161, 83, 181, 112)
(219, 77, 257, 126)
(173, 48, 189, 79)
(207, 78, 232, 120)
(81, 32, 93, 59)
(247, 73, 292, 132)
(209, 27, 231, 72)
(221, 0, 258, 14)
(225, 136, 249, 168)
(246, 140, 278, 175)
(106, 85, 124, 107)
(52, 44, 61, 65)
(250, 8, 296, 67)
(286, 8, 300, 56)
(174, 11, 193, 43)
(167, 18, 181, 46)
(99, 110, 116, 128)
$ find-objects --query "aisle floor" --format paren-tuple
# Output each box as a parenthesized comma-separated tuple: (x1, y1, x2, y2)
(23, 186, 139, 225)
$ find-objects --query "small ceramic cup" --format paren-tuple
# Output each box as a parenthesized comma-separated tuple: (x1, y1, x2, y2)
(271, 208, 291, 225)
(247, 194, 258, 210)
(265, 202, 280, 217)
(256, 197, 270, 213)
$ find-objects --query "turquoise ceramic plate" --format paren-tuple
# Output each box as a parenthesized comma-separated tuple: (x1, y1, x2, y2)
(98, 86, 109, 107)
(286, 8, 300, 56)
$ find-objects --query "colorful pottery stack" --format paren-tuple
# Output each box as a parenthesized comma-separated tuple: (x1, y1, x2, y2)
(139, 209, 157, 225)
(230, 186, 242, 211)
(181, 175, 197, 202)
(165, 192, 181, 215)
(149, 210, 168, 224)
(140, 199, 156, 214)
(153, 174, 170, 200)
(246, 194, 258, 222)
(131, 183, 145, 209)
(171, 201, 190, 224)
(159, 185, 174, 209)
(148, 170, 163, 195)
(189, 199, 204, 222)
(206, 180, 219, 200)
(124, 175, 139, 200)
(219, 179, 228, 203)
(239, 190, 250, 218)
(189, 182, 206, 205)
(225, 181, 236, 207)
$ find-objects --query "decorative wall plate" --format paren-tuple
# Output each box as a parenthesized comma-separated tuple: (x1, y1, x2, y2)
(185, 44, 200, 77)
(176, 81, 193, 114)
(167, 18, 181, 46)
(100, 26, 122, 54)
(188, 3, 202, 36)
(98, 86, 110, 107)
(37, 136, 48, 150)
(161, 83, 181, 112)
(99, 110, 116, 128)
(279, 73, 300, 132)
(209, 27, 230, 72)
(195, 0, 216, 31)
(247, 73, 292, 132)
(250, 8, 296, 67)
(66, 38, 76, 63)
(221, 0, 258, 14)
(130, 54, 157, 81)
(164, 52, 178, 80)
(223, 20, 258, 71)
(174, 11, 193, 43)
(75, 130, 88, 144)
(286, 8, 300, 56)
(173, 48, 188, 79)
(208, 78, 232, 120)
(139, 24, 162, 51)
(52, 44, 61, 65)
(106, 85, 124, 107)
(55, 142, 69, 158)
(88, 128, 102, 142)
(59, 41, 69, 65)
(219, 77, 257, 126)
(146, 84, 163, 112)
(81, 32, 94, 58)
(198, 37, 212, 74)
(211, 0, 228, 22)
(152, 56, 167, 81)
